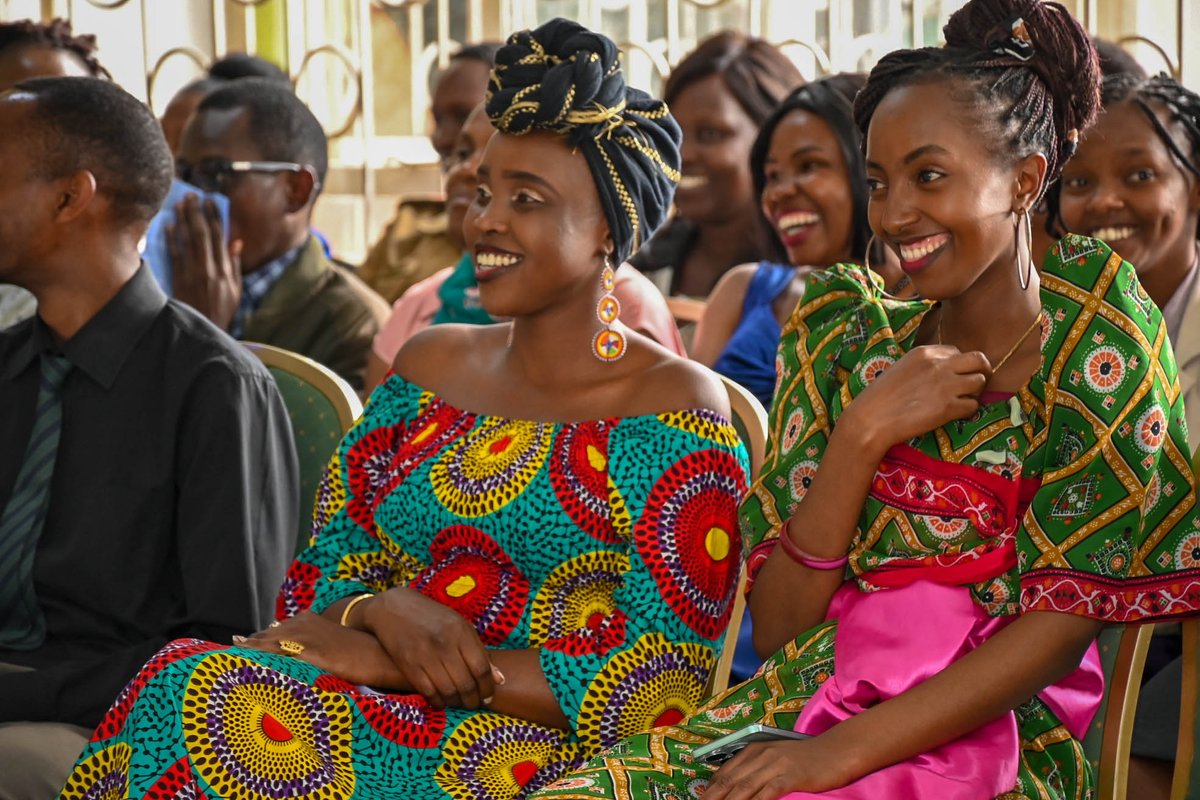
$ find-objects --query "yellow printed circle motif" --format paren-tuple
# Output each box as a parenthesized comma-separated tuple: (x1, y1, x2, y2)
(182, 652, 355, 800)
(435, 714, 580, 799)
(430, 420, 552, 518)
(529, 550, 630, 648)
(59, 743, 132, 800)
(577, 633, 711, 745)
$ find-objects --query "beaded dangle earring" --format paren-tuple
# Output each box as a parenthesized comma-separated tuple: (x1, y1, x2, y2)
(592, 257, 626, 362)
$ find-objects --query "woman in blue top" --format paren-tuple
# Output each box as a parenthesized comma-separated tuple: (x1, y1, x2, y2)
(693, 74, 910, 411)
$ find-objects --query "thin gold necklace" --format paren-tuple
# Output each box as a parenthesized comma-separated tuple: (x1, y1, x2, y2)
(937, 309, 1043, 373)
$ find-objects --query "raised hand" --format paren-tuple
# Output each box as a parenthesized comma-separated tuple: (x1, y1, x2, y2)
(168, 193, 243, 331)
(844, 344, 992, 458)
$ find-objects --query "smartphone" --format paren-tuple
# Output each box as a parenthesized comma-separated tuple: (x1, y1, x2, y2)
(692, 723, 812, 766)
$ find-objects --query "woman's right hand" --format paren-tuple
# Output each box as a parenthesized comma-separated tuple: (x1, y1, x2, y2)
(356, 588, 500, 710)
(844, 345, 991, 457)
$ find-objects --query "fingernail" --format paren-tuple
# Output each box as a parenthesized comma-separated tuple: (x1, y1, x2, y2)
(482, 696, 494, 705)
(232, 635, 247, 644)
(492, 667, 506, 685)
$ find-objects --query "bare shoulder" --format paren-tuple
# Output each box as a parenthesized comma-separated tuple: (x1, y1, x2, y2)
(625, 339, 731, 419)
(711, 261, 761, 298)
(391, 323, 505, 389)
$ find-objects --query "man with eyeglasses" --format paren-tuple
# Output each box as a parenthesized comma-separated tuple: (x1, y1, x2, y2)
(170, 77, 387, 391)
(0, 77, 297, 799)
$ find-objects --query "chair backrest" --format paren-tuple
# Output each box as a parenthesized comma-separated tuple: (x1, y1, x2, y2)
(704, 375, 770, 697)
(1091, 444, 1200, 799)
(666, 295, 708, 327)
(244, 342, 363, 554)
(1090, 623, 1154, 799)
(1173, 618, 1199, 800)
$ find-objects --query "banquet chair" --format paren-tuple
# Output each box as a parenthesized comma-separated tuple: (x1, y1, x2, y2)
(245, 342, 363, 554)
(704, 375, 769, 696)
(1089, 445, 1200, 799)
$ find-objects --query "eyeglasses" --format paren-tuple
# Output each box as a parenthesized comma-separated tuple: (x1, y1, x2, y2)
(175, 159, 304, 194)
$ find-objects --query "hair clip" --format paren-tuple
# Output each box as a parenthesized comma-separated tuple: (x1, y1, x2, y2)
(998, 17, 1034, 61)
(1064, 127, 1080, 158)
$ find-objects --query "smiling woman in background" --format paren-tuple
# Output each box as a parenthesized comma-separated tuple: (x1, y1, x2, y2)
(1050, 72, 1200, 448)
(631, 32, 804, 298)
(692, 74, 900, 411)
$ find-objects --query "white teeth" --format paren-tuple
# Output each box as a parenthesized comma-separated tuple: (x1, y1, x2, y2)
(1090, 226, 1137, 242)
(899, 234, 949, 263)
(475, 252, 521, 269)
(678, 175, 708, 189)
(777, 211, 819, 231)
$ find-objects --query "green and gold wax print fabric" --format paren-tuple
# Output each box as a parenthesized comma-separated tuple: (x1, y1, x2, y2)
(740, 234, 1200, 622)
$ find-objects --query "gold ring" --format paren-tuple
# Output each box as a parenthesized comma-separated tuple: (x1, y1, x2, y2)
(278, 639, 305, 656)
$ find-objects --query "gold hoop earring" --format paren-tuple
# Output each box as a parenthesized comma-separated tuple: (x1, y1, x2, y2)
(1015, 209, 1034, 290)
(865, 235, 878, 273)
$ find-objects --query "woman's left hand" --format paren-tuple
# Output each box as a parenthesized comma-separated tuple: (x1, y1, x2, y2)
(701, 737, 856, 800)
(236, 611, 408, 690)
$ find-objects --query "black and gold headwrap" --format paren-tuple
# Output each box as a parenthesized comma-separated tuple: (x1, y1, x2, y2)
(485, 18, 681, 263)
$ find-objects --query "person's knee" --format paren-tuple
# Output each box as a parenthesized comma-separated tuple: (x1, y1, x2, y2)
(0, 722, 90, 800)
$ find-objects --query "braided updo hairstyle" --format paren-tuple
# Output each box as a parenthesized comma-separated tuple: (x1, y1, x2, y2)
(1045, 72, 1200, 237)
(853, 0, 1101, 201)
(485, 18, 682, 263)
(0, 18, 109, 81)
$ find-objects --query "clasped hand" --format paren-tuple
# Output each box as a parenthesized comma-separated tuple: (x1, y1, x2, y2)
(238, 588, 504, 710)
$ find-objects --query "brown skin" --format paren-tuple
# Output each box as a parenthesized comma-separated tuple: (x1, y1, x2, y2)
(1058, 99, 1200, 309)
(430, 58, 491, 164)
(707, 82, 1102, 797)
(170, 106, 318, 330)
(159, 85, 207, 156)
(0, 95, 143, 343)
(362, 103, 495, 390)
(671, 74, 765, 297)
(692, 108, 856, 366)
(0, 44, 90, 91)
(242, 130, 730, 728)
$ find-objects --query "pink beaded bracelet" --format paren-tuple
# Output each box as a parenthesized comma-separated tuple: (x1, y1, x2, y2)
(777, 531, 849, 570)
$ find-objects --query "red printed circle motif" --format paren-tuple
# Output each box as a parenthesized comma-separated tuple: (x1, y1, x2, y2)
(781, 407, 807, 452)
(344, 425, 406, 534)
(787, 460, 818, 503)
(410, 526, 530, 645)
(923, 515, 970, 542)
(1176, 532, 1200, 569)
(1084, 346, 1126, 393)
(634, 449, 743, 639)
(1135, 405, 1168, 453)
(858, 356, 894, 386)
(549, 421, 623, 542)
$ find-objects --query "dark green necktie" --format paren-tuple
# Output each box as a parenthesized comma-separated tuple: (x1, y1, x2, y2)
(0, 352, 72, 649)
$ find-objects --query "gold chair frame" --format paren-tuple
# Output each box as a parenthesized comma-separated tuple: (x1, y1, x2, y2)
(705, 375, 769, 697)
(244, 342, 363, 432)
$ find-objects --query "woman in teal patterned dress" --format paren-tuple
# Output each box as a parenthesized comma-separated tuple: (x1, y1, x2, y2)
(532, 2, 1200, 799)
(58, 20, 748, 800)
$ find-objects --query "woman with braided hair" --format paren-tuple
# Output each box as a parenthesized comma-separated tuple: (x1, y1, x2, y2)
(1049, 70, 1200, 800)
(533, 2, 1200, 799)
(1051, 72, 1200, 448)
(58, 19, 748, 800)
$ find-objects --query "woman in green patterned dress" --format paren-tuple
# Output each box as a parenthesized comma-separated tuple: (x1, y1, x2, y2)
(57, 19, 751, 800)
(532, 1, 1200, 799)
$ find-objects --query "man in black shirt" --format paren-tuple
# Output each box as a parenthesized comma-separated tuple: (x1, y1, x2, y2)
(0, 78, 298, 798)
